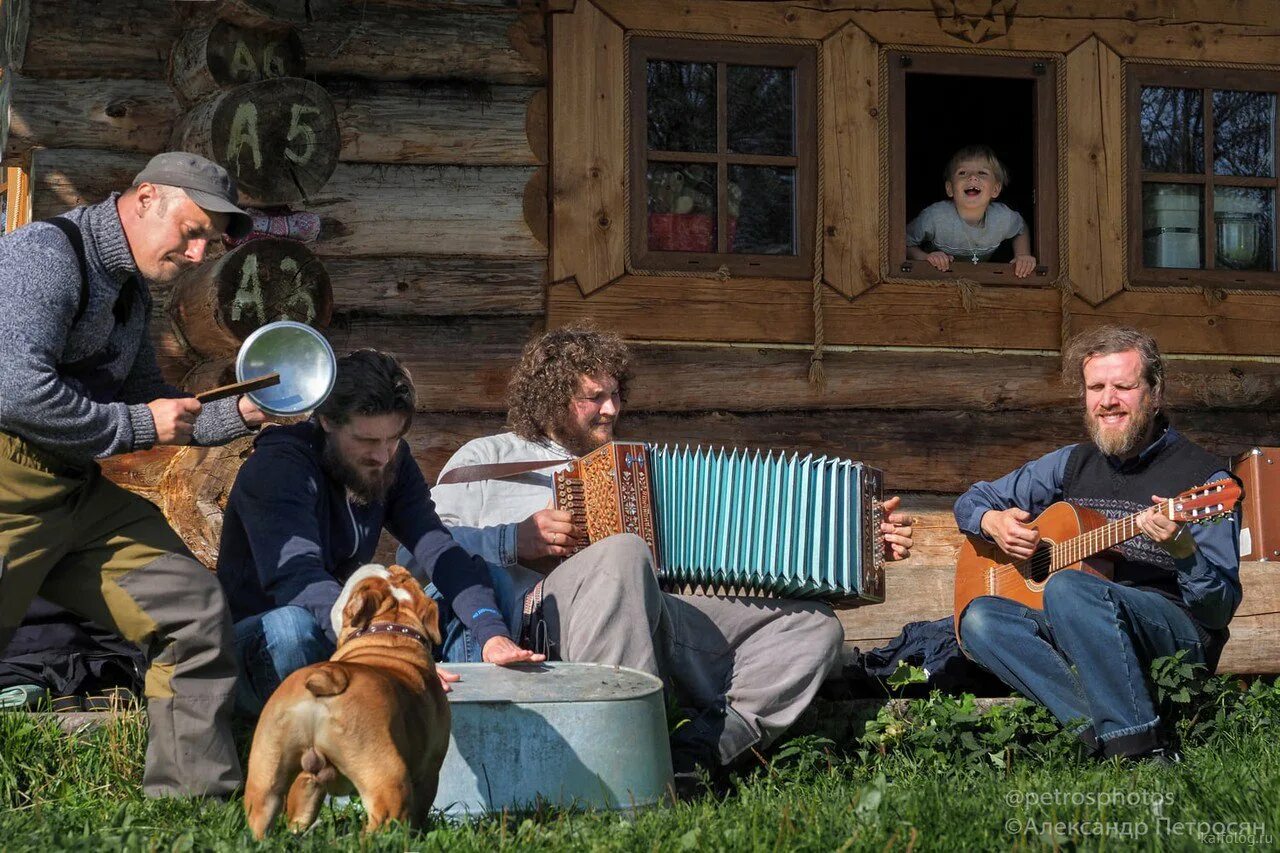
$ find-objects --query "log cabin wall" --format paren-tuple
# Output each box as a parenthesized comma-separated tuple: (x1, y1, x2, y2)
(3, 1, 1279, 672)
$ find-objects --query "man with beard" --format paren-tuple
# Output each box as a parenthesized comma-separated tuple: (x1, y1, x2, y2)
(0, 152, 264, 797)
(217, 350, 538, 716)
(408, 325, 914, 793)
(955, 325, 1239, 762)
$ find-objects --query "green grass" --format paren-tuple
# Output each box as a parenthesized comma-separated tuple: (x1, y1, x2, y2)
(3, 673, 1278, 851)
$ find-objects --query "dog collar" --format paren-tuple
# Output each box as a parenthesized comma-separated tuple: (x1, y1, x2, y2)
(347, 622, 432, 648)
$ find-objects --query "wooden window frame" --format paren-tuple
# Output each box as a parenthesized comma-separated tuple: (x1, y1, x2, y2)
(628, 37, 818, 279)
(1127, 64, 1280, 289)
(887, 51, 1059, 285)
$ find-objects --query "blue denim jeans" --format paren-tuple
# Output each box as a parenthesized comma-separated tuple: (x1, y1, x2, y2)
(959, 570, 1205, 757)
(232, 605, 334, 717)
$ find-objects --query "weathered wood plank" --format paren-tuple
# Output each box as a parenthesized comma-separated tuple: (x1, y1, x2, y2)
(310, 163, 545, 259)
(3, 75, 180, 160)
(821, 22, 881, 298)
(324, 256, 545, 316)
(304, 6, 543, 84)
(20, 0, 179, 79)
(331, 81, 540, 165)
(1064, 37, 1125, 306)
(548, 1, 625, 293)
(549, 276, 1065, 348)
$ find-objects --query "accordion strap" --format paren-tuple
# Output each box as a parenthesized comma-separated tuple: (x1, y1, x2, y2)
(436, 457, 572, 485)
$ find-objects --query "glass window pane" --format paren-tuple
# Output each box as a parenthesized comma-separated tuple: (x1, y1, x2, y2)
(1214, 90, 1276, 177)
(1141, 87, 1204, 173)
(728, 165, 795, 255)
(727, 65, 795, 156)
(647, 61, 715, 153)
(1216, 186, 1275, 271)
(647, 163, 716, 253)
(1142, 183, 1203, 269)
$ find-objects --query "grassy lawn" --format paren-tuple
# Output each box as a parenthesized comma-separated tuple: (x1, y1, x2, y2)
(3, 669, 1277, 851)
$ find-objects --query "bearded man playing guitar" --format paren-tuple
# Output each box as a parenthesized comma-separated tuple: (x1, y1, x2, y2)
(954, 325, 1240, 763)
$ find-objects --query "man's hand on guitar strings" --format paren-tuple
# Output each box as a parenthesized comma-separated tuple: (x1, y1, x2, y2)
(880, 495, 914, 561)
(1140, 494, 1196, 559)
(980, 507, 1041, 559)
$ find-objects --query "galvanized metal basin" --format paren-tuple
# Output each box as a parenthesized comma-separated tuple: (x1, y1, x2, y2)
(432, 662, 673, 817)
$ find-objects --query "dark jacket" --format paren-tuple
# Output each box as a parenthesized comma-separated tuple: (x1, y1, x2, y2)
(216, 421, 507, 645)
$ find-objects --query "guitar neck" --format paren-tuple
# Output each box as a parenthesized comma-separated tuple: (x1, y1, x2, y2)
(1051, 502, 1167, 570)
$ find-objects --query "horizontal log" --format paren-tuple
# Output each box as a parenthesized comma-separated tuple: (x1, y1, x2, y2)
(310, 163, 544, 258)
(403, 408, 1280, 494)
(325, 316, 539, 407)
(29, 148, 144, 220)
(326, 319, 1280, 414)
(331, 81, 540, 165)
(20, 0, 179, 79)
(4, 75, 180, 160)
(304, 5, 543, 84)
(324, 256, 544, 315)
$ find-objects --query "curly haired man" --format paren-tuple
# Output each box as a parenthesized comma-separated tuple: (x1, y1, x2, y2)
(401, 324, 913, 793)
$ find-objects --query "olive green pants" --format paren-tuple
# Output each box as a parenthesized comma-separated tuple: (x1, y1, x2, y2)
(0, 433, 241, 797)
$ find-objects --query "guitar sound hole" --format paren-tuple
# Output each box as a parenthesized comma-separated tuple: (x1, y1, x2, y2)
(1022, 541, 1053, 583)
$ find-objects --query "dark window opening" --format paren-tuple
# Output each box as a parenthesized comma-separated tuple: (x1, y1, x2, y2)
(888, 52, 1058, 284)
(904, 74, 1037, 265)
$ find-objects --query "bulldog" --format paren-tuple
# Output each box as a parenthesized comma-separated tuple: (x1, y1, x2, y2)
(244, 564, 451, 837)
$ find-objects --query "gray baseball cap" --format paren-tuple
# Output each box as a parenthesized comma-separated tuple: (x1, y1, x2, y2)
(132, 151, 253, 239)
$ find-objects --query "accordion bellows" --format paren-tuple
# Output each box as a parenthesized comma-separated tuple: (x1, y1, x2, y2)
(553, 442, 886, 605)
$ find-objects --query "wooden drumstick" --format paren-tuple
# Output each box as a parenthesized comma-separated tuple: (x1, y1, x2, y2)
(195, 372, 281, 404)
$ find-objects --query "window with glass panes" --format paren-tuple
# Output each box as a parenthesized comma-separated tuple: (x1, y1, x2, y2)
(628, 38, 816, 277)
(1129, 66, 1279, 285)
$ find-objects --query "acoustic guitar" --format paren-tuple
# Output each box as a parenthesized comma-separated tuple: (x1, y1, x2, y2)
(953, 479, 1241, 630)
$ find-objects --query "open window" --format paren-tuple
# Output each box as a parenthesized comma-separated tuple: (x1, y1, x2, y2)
(628, 38, 817, 278)
(888, 52, 1057, 283)
(1128, 65, 1279, 288)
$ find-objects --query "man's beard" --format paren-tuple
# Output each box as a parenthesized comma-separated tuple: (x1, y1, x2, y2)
(321, 439, 398, 506)
(1085, 399, 1157, 457)
(554, 416, 615, 457)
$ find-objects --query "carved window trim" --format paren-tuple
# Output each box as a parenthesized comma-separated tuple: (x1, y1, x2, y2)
(626, 36, 818, 279)
(1126, 63, 1280, 290)
(886, 50, 1060, 285)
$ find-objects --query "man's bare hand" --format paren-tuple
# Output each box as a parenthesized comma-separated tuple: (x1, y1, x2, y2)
(516, 507, 580, 561)
(435, 666, 461, 693)
(148, 397, 201, 445)
(881, 495, 914, 561)
(482, 636, 546, 666)
(980, 507, 1041, 559)
(1139, 494, 1195, 559)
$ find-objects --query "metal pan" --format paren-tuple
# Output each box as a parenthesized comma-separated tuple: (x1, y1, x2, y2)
(235, 320, 336, 416)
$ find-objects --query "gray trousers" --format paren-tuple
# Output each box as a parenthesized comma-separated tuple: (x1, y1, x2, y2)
(538, 534, 844, 764)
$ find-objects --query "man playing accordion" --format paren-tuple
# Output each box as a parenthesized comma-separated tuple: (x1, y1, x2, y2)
(402, 324, 913, 795)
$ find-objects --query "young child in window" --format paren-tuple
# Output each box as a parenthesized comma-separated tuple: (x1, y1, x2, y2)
(906, 145, 1037, 277)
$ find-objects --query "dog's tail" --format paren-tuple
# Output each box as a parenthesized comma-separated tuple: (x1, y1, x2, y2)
(304, 663, 350, 697)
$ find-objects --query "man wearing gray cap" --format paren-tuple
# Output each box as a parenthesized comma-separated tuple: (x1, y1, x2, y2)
(0, 152, 263, 797)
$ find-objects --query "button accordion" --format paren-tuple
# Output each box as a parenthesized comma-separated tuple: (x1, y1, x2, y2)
(552, 442, 886, 606)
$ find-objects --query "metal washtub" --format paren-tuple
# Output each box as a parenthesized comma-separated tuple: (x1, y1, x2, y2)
(431, 662, 673, 816)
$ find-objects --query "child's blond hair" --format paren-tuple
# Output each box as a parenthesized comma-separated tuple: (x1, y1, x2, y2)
(944, 145, 1009, 187)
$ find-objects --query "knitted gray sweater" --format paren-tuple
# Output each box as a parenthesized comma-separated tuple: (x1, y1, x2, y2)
(0, 194, 250, 463)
